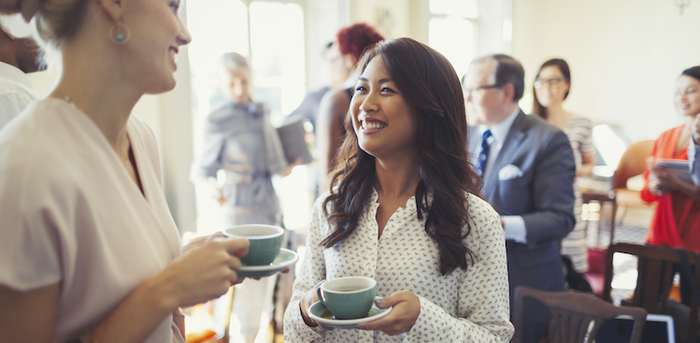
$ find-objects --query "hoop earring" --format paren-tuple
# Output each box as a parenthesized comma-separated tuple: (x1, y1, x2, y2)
(110, 22, 131, 44)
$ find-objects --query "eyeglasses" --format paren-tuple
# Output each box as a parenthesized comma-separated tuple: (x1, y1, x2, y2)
(463, 84, 502, 97)
(534, 78, 566, 89)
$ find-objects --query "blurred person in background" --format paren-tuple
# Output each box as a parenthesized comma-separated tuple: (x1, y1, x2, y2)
(464, 53, 575, 343)
(532, 58, 594, 275)
(692, 112, 700, 184)
(283, 41, 336, 134)
(643, 65, 700, 306)
(190, 51, 299, 343)
(316, 23, 383, 192)
(0, 13, 45, 129)
(0, 0, 251, 342)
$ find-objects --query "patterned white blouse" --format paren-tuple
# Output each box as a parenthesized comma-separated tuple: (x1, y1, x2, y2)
(283, 189, 514, 342)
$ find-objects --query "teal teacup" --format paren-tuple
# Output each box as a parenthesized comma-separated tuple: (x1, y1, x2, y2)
(316, 276, 377, 319)
(223, 225, 284, 266)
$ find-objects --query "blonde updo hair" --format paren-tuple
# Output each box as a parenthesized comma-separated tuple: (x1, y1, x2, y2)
(0, 0, 88, 46)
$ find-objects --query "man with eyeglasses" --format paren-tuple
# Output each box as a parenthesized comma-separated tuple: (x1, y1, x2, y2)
(463, 54, 576, 343)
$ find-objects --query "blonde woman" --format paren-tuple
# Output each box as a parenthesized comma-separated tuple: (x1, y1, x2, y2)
(0, 0, 250, 342)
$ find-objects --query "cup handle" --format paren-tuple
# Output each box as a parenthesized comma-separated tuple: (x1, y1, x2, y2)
(316, 282, 325, 303)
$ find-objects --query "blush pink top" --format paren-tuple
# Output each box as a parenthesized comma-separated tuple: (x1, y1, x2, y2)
(0, 98, 185, 343)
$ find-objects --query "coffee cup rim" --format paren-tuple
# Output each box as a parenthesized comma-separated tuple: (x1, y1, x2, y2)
(322, 277, 377, 294)
(223, 224, 284, 240)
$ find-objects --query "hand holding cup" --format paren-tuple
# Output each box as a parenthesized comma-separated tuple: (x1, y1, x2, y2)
(152, 236, 249, 309)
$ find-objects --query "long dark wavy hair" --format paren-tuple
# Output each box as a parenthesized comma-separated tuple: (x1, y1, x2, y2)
(321, 38, 483, 276)
(532, 58, 571, 120)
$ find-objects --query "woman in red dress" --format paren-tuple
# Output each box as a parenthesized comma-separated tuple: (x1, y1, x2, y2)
(641, 66, 700, 304)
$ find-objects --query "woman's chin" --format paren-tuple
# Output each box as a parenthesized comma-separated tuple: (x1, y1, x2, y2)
(145, 78, 178, 95)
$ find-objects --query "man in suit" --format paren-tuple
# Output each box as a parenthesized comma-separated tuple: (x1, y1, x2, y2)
(463, 54, 576, 342)
(691, 114, 700, 185)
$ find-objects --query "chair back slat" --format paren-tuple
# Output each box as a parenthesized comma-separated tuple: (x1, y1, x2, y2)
(603, 243, 700, 343)
(636, 259, 666, 311)
(514, 286, 647, 343)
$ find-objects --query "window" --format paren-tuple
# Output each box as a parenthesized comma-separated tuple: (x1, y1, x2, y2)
(428, 0, 477, 78)
(186, 0, 310, 234)
(249, 2, 306, 125)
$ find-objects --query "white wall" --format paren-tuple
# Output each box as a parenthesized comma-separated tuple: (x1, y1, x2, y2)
(349, 0, 411, 39)
(511, 0, 700, 143)
(304, 0, 348, 90)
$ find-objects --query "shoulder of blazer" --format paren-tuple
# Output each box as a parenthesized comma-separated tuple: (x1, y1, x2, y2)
(515, 111, 564, 139)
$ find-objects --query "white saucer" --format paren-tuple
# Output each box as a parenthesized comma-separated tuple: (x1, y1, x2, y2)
(308, 297, 392, 329)
(236, 248, 298, 278)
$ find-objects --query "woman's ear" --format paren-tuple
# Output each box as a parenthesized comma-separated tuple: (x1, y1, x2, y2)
(96, 0, 125, 22)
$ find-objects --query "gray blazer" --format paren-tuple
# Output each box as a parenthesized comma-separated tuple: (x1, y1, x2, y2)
(468, 110, 576, 315)
(690, 139, 700, 185)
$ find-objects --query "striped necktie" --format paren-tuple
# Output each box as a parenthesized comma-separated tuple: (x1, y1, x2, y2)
(477, 129, 493, 177)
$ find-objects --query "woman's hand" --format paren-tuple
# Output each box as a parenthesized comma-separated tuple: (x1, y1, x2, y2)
(281, 158, 304, 177)
(358, 290, 421, 336)
(648, 179, 666, 196)
(299, 281, 324, 327)
(181, 232, 224, 255)
(576, 163, 595, 178)
(150, 237, 249, 310)
(215, 188, 227, 206)
(647, 157, 665, 195)
(651, 162, 683, 194)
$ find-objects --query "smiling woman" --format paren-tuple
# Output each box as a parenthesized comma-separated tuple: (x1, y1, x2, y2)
(284, 38, 514, 343)
(0, 0, 252, 342)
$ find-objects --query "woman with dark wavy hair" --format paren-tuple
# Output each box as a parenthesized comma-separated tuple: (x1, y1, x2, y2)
(284, 38, 513, 342)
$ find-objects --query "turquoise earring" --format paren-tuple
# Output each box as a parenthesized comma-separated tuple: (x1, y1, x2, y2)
(110, 22, 131, 44)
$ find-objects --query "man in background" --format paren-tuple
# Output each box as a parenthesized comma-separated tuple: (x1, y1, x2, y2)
(691, 114, 700, 185)
(463, 53, 576, 343)
(0, 13, 45, 130)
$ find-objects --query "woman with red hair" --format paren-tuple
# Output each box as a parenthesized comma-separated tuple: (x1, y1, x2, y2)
(316, 23, 384, 192)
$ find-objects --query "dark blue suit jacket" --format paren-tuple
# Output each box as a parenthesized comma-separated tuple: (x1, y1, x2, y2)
(468, 110, 576, 318)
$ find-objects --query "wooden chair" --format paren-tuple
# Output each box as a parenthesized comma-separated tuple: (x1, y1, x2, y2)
(603, 242, 700, 343)
(513, 286, 647, 343)
(611, 140, 656, 226)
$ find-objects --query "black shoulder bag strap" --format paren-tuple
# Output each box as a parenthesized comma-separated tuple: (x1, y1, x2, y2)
(676, 248, 700, 302)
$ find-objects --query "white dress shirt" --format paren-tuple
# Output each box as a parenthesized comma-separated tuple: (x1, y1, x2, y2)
(284, 190, 514, 342)
(0, 61, 39, 130)
(474, 109, 527, 243)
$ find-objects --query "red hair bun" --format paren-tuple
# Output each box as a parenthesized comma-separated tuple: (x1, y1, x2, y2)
(336, 23, 384, 62)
